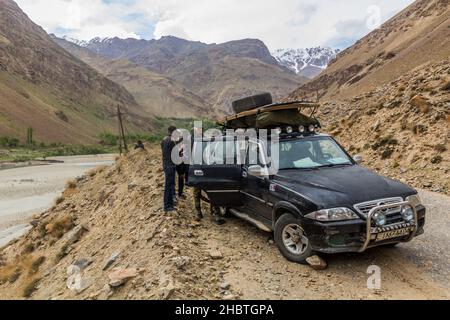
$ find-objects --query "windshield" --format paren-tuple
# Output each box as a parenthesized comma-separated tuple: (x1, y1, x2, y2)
(278, 137, 353, 170)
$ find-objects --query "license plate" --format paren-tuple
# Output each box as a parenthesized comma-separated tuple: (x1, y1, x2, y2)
(376, 227, 413, 242)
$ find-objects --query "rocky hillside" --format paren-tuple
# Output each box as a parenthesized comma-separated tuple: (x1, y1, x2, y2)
(288, 0, 450, 195)
(317, 60, 450, 194)
(0, 147, 240, 300)
(1, 145, 449, 300)
(272, 47, 340, 79)
(70, 36, 306, 115)
(290, 0, 450, 100)
(0, 0, 152, 143)
(52, 36, 212, 119)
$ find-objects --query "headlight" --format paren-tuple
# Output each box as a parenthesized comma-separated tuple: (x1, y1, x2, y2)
(401, 206, 414, 222)
(286, 126, 293, 134)
(373, 212, 386, 226)
(305, 208, 359, 221)
(299, 125, 305, 133)
(406, 195, 421, 207)
(308, 125, 316, 132)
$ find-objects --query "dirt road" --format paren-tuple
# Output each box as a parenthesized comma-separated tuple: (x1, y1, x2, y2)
(0, 155, 115, 247)
(200, 189, 450, 299)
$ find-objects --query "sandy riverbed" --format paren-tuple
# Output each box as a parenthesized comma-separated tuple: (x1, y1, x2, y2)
(0, 154, 115, 247)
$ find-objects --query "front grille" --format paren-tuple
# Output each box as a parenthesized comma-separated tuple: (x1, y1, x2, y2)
(354, 197, 403, 218)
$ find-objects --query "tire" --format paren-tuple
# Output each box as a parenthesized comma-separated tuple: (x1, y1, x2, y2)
(232, 93, 273, 113)
(274, 213, 313, 264)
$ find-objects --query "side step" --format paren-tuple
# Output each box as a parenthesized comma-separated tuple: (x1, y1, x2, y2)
(229, 209, 272, 233)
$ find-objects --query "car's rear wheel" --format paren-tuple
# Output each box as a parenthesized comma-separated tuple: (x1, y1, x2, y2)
(274, 213, 313, 264)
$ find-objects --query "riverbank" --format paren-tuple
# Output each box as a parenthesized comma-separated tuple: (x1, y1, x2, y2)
(0, 154, 116, 247)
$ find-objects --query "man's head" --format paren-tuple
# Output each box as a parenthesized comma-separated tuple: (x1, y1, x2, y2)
(168, 126, 177, 135)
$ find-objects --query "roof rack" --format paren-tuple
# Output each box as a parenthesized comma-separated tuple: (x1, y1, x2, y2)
(218, 100, 320, 127)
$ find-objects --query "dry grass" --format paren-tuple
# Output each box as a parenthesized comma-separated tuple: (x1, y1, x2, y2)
(0, 264, 19, 284)
(55, 196, 65, 206)
(65, 180, 77, 189)
(434, 144, 447, 153)
(86, 165, 108, 178)
(22, 277, 41, 298)
(29, 256, 46, 275)
(441, 80, 450, 91)
(45, 215, 74, 239)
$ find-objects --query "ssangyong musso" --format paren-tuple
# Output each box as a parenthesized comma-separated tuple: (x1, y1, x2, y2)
(188, 128, 426, 263)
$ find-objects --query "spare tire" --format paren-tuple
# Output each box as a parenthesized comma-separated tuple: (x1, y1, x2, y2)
(232, 93, 273, 113)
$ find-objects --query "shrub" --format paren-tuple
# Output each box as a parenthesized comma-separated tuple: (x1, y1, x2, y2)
(381, 149, 394, 159)
(442, 80, 450, 91)
(0, 136, 20, 147)
(434, 144, 447, 152)
(431, 155, 443, 164)
(22, 278, 41, 298)
(45, 215, 74, 239)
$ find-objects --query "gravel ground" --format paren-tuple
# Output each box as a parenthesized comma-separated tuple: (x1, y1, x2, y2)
(200, 189, 450, 299)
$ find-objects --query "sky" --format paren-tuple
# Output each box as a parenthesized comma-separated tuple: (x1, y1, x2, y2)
(15, 0, 415, 50)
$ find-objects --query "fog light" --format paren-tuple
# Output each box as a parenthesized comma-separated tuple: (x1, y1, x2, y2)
(401, 206, 414, 222)
(373, 212, 386, 226)
(308, 125, 316, 132)
(286, 126, 293, 134)
(299, 125, 305, 133)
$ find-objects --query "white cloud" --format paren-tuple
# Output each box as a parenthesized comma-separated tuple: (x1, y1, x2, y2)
(15, 0, 415, 49)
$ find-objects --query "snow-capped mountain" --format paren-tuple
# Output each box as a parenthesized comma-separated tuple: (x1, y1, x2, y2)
(60, 35, 90, 47)
(272, 47, 340, 79)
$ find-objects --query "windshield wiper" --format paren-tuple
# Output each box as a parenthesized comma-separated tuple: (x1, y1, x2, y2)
(315, 163, 352, 168)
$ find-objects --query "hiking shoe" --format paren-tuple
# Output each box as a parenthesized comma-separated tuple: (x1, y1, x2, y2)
(214, 216, 226, 225)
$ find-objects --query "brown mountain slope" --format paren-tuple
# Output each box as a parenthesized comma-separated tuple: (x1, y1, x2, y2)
(83, 36, 307, 115)
(317, 59, 450, 194)
(166, 54, 305, 114)
(288, 0, 450, 194)
(0, 0, 152, 143)
(289, 0, 450, 101)
(52, 36, 212, 119)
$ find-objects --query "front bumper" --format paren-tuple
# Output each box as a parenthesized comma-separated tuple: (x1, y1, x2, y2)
(302, 203, 426, 254)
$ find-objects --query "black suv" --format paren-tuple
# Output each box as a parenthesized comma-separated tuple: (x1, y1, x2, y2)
(188, 131, 426, 263)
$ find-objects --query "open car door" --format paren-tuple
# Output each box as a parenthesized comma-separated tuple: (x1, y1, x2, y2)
(188, 137, 243, 207)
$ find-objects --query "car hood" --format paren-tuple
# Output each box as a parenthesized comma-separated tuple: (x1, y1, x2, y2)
(273, 165, 416, 209)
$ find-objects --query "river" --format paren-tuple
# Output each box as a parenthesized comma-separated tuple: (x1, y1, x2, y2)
(0, 154, 115, 247)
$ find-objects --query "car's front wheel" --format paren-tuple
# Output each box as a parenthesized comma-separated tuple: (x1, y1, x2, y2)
(274, 213, 313, 264)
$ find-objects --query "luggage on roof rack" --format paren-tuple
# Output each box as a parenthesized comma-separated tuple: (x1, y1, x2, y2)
(218, 101, 321, 129)
(232, 93, 273, 114)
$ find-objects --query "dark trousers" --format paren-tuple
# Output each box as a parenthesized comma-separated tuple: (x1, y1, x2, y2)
(176, 164, 188, 197)
(178, 173, 187, 197)
(163, 166, 176, 210)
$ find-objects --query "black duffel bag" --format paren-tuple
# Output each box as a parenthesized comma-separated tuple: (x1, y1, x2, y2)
(232, 93, 273, 114)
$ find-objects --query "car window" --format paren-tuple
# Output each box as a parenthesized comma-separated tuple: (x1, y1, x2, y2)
(246, 141, 268, 166)
(199, 139, 237, 165)
(278, 137, 352, 170)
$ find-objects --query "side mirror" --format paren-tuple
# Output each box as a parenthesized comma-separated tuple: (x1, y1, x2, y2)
(353, 154, 363, 164)
(248, 165, 263, 177)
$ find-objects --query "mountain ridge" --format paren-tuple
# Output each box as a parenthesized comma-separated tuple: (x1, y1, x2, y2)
(61, 35, 306, 115)
(0, 0, 153, 143)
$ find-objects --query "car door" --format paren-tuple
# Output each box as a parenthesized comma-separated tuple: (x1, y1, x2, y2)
(241, 140, 273, 221)
(188, 137, 243, 207)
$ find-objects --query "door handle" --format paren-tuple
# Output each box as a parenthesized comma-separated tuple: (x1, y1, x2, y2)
(194, 170, 204, 177)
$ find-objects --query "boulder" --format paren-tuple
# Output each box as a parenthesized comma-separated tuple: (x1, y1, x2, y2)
(209, 250, 223, 260)
(108, 268, 139, 287)
(306, 255, 328, 270)
(102, 251, 121, 270)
